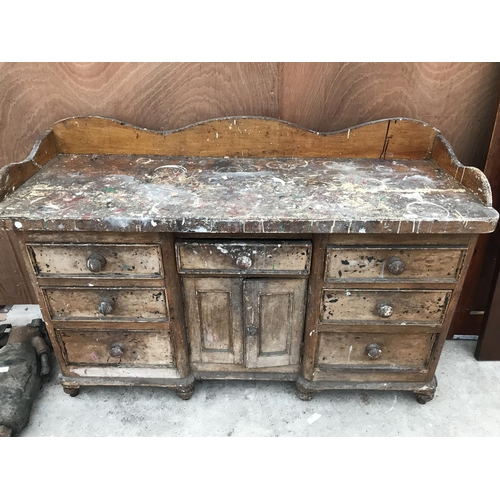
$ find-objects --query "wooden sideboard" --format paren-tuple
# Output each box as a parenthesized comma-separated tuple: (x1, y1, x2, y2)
(0, 116, 497, 403)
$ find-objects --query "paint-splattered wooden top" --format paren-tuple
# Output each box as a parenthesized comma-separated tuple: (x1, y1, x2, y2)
(0, 153, 497, 234)
(0, 116, 497, 234)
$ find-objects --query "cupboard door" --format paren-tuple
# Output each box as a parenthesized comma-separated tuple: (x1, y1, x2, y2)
(182, 277, 244, 365)
(243, 279, 307, 368)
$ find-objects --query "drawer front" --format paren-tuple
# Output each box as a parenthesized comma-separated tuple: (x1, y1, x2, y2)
(57, 329, 174, 366)
(43, 287, 168, 321)
(325, 246, 466, 282)
(176, 240, 311, 274)
(321, 289, 451, 325)
(316, 332, 436, 370)
(27, 243, 163, 277)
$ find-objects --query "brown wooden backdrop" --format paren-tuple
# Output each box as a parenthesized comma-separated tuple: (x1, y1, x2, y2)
(1, 63, 500, 336)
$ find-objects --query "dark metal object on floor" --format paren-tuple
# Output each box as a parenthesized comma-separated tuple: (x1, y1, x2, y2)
(0, 323, 11, 348)
(0, 319, 51, 436)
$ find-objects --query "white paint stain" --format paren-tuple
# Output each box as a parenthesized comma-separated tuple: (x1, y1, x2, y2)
(347, 345, 353, 363)
(307, 413, 322, 425)
(14, 221, 22, 228)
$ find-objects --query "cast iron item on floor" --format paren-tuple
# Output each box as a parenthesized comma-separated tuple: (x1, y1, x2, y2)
(0, 319, 50, 437)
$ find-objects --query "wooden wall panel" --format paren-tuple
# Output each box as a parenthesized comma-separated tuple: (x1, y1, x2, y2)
(0, 230, 36, 304)
(0, 62, 499, 306)
(280, 62, 500, 168)
(0, 62, 280, 169)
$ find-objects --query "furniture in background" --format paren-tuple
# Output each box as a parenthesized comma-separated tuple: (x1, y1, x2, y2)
(475, 90, 500, 360)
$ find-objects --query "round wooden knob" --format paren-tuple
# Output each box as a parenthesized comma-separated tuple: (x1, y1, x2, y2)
(235, 254, 252, 270)
(386, 256, 405, 275)
(377, 301, 393, 318)
(366, 343, 382, 360)
(109, 342, 124, 357)
(98, 298, 115, 315)
(87, 254, 106, 273)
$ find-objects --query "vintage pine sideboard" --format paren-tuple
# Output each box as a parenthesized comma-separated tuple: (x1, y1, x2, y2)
(0, 116, 497, 403)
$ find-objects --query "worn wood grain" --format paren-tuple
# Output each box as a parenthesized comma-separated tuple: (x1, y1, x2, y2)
(431, 135, 493, 205)
(182, 277, 244, 365)
(243, 279, 306, 368)
(0, 130, 57, 202)
(280, 62, 500, 168)
(28, 243, 163, 277)
(58, 329, 174, 367)
(320, 289, 451, 325)
(42, 287, 168, 321)
(50, 115, 438, 159)
(176, 240, 311, 274)
(325, 246, 467, 283)
(0, 62, 280, 168)
(316, 332, 436, 369)
(0, 230, 37, 303)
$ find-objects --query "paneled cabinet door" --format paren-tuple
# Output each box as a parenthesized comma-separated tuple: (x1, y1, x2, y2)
(183, 277, 307, 369)
(182, 277, 244, 365)
(243, 279, 307, 368)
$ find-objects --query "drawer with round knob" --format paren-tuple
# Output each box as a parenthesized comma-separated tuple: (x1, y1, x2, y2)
(325, 246, 466, 282)
(320, 288, 451, 325)
(42, 287, 168, 321)
(27, 243, 163, 277)
(175, 240, 311, 274)
(315, 331, 437, 370)
(56, 328, 174, 366)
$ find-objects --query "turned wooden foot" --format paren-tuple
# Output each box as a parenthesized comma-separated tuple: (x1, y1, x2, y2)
(297, 389, 313, 401)
(295, 385, 314, 401)
(414, 377, 437, 404)
(415, 393, 434, 404)
(296, 376, 315, 401)
(63, 385, 80, 397)
(176, 385, 194, 400)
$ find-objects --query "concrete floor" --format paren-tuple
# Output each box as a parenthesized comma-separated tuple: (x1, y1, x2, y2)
(2, 305, 500, 436)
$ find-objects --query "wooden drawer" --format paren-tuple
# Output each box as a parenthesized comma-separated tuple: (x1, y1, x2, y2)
(176, 240, 311, 274)
(320, 289, 451, 325)
(325, 246, 466, 282)
(316, 332, 436, 370)
(43, 287, 168, 321)
(57, 328, 174, 366)
(27, 243, 163, 277)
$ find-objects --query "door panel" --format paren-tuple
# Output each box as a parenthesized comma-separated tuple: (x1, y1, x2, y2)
(244, 279, 307, 368)
(182, 277, 244, 365)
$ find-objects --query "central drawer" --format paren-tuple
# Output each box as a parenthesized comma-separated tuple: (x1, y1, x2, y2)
(176, 240, 311, 274)
(42, 287, 169, 321)
(320, 288, 451, 325)
(57, 328, 174, 366)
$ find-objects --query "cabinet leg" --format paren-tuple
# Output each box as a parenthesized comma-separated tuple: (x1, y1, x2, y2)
(296, 378, 314, 401)
(63, 384, 80, 397)
(176, 384, 194, 401)
(414, 377, 437, 404)
(297, 389, 313, 401)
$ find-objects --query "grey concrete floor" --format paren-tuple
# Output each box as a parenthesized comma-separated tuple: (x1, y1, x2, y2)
(2, 305, 500, 436)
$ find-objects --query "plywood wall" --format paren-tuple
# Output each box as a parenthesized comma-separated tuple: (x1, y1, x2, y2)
(0, 62, 499, 305)
(1, 62, 499, 168)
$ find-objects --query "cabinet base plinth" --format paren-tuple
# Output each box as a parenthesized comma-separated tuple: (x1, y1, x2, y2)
(59, 374, 196, 398)
(296, 375, 438, 404)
